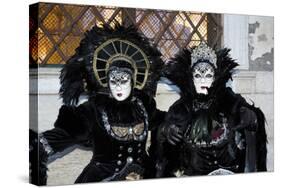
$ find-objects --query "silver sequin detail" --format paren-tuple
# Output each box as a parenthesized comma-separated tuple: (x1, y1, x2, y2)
(127, 147, 133, 153)
(101, 97, 148, 141)
(127, 157, 133, 164)
(39, 134, 54, 155)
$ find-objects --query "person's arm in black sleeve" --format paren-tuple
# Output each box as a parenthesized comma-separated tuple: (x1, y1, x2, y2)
(41, 104, 93, 155)
(155, 100, 189, 177)
(29, 102, 94, 185)
(236, 106, 259, 172)
(157, 100, 189, 145)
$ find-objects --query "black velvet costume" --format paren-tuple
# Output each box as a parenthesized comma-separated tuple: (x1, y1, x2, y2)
(30, 24, 165, 185)
(156, 47, 267, 177)
(43, 92, 164, 183)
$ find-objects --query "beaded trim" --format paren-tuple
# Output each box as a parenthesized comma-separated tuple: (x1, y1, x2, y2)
(39, 133, 54, 155)
(101, 98, 149, 141)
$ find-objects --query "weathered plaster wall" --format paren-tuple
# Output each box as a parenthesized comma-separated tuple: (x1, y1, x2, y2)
(248, 16, 274, 71)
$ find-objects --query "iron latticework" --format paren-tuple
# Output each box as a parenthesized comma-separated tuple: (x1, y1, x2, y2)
(29, 3, 222, 65)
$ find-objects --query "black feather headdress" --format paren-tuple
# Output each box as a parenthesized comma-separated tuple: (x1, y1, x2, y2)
(59, 23, 163, 105)
(163, 49, 195, 99)
(209, 48, 239, 98)
(164, 45, 239, 100)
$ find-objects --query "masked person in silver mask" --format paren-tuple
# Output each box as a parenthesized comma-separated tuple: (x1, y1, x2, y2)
(29, 24, 165, 185)
(156, 43, 267, 177)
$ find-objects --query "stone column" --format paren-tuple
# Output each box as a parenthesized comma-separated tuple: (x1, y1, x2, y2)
(223, 14, 249, 70)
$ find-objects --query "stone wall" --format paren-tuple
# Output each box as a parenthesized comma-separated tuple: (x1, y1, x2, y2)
(248, 16, 274, 71)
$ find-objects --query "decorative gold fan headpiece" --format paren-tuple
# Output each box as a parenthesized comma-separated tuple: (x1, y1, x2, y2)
(93, 38, 150, 90)
(59, 24, 163, 105)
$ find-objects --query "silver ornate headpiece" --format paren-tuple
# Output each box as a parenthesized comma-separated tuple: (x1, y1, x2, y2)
(191, 42, 217, 68)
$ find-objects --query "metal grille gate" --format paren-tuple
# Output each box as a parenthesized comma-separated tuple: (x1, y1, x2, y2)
(29, 3, 222, 65)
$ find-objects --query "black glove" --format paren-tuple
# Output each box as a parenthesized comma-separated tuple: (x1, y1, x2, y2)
(161, 124, 183, 145)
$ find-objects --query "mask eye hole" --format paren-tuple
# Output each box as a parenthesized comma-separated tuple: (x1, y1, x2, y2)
(110, 80, 117, 85)
(194, 74, 201, 78)
(121, 79, 128, 84)
(205, 74, 213, 78)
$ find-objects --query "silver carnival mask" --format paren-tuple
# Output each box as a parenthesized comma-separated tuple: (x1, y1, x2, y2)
(108, 70, 132, 101)
(192, 62, 215, 95)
